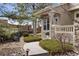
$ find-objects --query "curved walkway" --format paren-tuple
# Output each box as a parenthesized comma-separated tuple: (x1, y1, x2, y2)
(23, 42, 48, 56)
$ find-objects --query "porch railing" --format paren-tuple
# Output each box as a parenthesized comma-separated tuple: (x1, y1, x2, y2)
(52, 25, 74, 33)
(52, 25, 75, 46)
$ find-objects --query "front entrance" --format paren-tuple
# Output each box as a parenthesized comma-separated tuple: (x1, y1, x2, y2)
(41, 14, 51, 39)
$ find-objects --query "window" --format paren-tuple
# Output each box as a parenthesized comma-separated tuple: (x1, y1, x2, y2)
(54, 17, 59, 24)
(76, 13, 79, 18)
(43, 19, 49, 30)
(55, 18, 58, 22)
(44, 24, 46, 30)
(74, 11, 79, 20)
(45, 32, 49, 35)
(43, 20, 47, 30)
(53, 14, 60, 24)
(47, 19, 49, 30)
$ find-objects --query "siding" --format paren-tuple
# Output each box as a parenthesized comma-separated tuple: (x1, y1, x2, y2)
(53, 3, 73, 25)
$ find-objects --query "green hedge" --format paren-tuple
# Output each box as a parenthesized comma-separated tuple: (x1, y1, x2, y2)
(39, 39, 63, 53)
(39, 39, 73, 53)
(24, 35, 42, 42)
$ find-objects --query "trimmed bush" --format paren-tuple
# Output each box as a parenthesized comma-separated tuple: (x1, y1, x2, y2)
(39, 39, 63, 53)
(23, 33, 29, 37)
(39, 39, 73, 55)
(24, 35, 42, 42)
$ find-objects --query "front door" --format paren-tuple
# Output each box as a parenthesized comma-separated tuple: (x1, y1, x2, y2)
(43, 18, 50, 39)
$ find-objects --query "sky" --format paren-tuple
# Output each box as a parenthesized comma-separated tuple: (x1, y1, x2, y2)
(0, 3, 32, 25)
(0, 17, 32, 25)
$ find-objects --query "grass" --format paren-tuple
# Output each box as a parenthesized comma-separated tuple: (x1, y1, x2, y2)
(24, 35, 42, 42)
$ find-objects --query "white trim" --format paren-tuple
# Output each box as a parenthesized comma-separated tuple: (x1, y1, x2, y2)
(74, 10, 79, 20)
(52, 25, 75, 46)
(68, 5, 79, 11)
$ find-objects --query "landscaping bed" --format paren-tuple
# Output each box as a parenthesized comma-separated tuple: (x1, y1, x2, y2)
(0, 37, 25, 56)
(0, 47, 25, 56)
(0, 31, 22, 43)
(39, 39, 74, 55)
(24, 35, 42, 42)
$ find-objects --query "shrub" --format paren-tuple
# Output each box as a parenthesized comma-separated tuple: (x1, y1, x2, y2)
(39, 39, 63, 53)
(10, 32, 21, 41)
(39, 39, 73, 55)
(1, 32, 21, 42)
(21, 31, 29, 37)
(23, 33, 29, 37)
(0, 31, 12, 42)
(24, 35, 42, 42)
(63, 43, 73, 52)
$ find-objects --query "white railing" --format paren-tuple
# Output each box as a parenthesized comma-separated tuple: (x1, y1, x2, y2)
(52, 25, 74, 33)
(52, 25, 75, 46)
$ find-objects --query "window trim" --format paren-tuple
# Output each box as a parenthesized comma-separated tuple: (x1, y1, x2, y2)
(43, 19, 49, 30)
(74, 11, 79, 20)
(54, 16, 59, 24)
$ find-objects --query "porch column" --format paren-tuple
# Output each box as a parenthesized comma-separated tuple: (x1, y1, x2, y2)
(41, 19, 44, 39)
(48, 11, 55, 39)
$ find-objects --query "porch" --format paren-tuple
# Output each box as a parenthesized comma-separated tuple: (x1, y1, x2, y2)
(33, 6, 79, 46)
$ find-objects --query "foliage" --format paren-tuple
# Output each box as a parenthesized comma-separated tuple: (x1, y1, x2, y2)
(39, 39, 73, 55)
(22, 33, 29, 37)
(0, 3, 51, 35)
(39, 39, 63, 53)
(0, 28, 21, 42)
(24, 35, 42, 42)
(63, 43, 73, 52)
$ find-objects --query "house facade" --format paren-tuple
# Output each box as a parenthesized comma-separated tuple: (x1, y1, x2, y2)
(18, 25, 33, 33)
(34, 3, 79, 45)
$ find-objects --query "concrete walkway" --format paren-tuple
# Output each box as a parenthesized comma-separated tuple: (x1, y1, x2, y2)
(23, 42, 48, 56)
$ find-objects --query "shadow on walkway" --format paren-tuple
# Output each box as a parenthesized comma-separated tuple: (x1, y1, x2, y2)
(30, 53, 49, 56)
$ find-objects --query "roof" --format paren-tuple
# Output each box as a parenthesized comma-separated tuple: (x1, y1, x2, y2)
(0, 20, 8, 24)
(33, 6, 56, 16)
(0, 17, 8, 20)
(68, 5, 79, 11)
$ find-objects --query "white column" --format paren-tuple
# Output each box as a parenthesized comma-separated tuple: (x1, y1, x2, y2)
(41, 19, 44, 39)
(73, 25, 76, 47)
(36, 18, 39, 28)
(48, 12, 55, 39)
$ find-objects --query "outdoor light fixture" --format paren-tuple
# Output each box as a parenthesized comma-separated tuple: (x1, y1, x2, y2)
(26, 48, 30, 56)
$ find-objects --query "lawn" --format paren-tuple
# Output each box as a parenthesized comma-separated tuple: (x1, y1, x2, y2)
(24, 35, 42, 42)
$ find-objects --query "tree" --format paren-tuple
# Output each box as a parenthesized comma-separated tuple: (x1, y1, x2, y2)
(14, 3, 49, 35)
(30, 3, 51, 35)
(0, 3, 29, 21)
(0, 3, 51, 35)
(0, 3, 29, 33)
